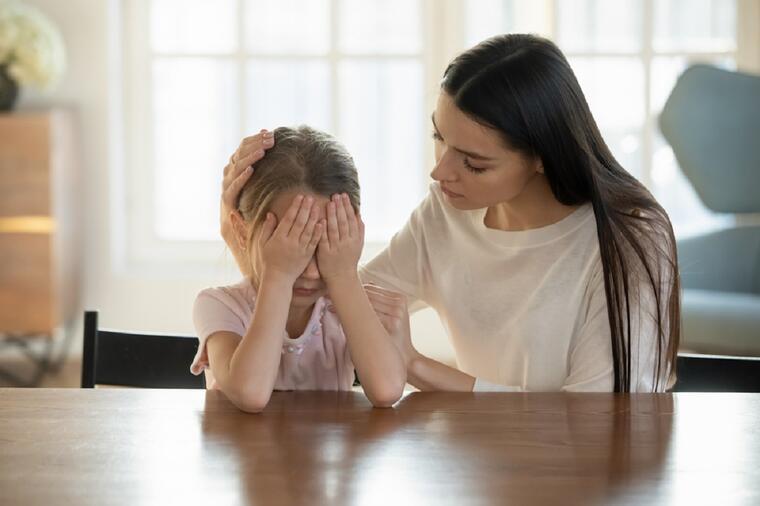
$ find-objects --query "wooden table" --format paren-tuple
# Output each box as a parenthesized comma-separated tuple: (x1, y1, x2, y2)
(1, 389, 758, 505)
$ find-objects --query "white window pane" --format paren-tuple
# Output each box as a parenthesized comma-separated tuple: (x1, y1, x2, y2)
(603, 129, 644, 180)
(338, 60, 425, 242)
(151, 0, 237, 54)
(338, 0, 421, 54)
(245, 60, 331, 133)
(570, 57, 644, 177)
(557, 0, 642, 53)
(465, 0, 551, 45)
(651, 57, 689, 114)
(465, 0, 519, 47)
(650, 134, 733, 238)
(569, 57, 645, 127)
(570, 58, 645, 127)
(153, 58, 239, 241)
(245, 0, 330, 55)
(654, 0, 737, 53)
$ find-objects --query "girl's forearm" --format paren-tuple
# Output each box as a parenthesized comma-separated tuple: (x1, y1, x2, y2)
(407, 353, 476, 392)
(227, 271, 292, 407)
(326, 273, 407, 407)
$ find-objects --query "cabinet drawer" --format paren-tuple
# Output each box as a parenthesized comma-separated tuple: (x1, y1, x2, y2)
(0, 161, 50, 217)
(0, 233, 53, 333)
(0, 115, 51, 216)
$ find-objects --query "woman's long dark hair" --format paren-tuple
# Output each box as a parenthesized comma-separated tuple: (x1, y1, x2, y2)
(442, 34, 680, 392)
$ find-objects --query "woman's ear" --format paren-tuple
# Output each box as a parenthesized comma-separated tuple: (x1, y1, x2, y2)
(229, 211, 249, 252)
(535, 158, 545, 174)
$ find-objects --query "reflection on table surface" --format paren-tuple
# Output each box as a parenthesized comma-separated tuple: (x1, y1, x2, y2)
(1, 389, 758, 506)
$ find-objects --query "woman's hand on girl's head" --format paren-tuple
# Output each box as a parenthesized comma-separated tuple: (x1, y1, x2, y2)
(316, 193, 365, 284)
(258, 194, 324, 286)
(221, 129, 275, 275)
(363, 284, 418, 367)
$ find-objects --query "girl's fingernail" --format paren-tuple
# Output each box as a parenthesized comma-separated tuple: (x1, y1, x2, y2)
(247, 166, 254, 173)
(254, 149, 264, 156)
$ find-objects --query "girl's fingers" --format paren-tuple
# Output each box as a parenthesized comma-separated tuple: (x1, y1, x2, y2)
(326, 200, 340, 245)
(259, 212, 277, 243)
(300, 204, 321, 248)
(334, 194, 349, 240)
(309, 221, 324, 250)
(358, 211, 365, 239)
(276, 194, 304, 237)
(318, 219, 330, 251)
(342, 194, 358, 237)
(289, 195, 314, 238)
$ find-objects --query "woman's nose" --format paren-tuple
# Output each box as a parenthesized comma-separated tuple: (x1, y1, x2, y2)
(301, 257, 321, 280)
(430, 150, 456, 182)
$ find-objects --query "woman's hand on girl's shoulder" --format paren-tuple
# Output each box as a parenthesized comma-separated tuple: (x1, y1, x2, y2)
(363, 284, 418, 367)
(259, 194, 324, 285)
(317, 193, 364, 284)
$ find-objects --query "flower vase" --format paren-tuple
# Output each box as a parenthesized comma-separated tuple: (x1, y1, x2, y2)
(0, 65, 19, 111)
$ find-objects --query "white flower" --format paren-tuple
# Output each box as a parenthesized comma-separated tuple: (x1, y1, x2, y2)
(0, 0, 66, 90)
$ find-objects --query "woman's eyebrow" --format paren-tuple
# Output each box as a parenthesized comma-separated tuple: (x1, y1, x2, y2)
(431, 113, 495, 161)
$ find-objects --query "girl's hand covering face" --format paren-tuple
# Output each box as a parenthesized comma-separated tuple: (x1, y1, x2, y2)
(257, 194, 324, 285)
(316, 193, 364, 282)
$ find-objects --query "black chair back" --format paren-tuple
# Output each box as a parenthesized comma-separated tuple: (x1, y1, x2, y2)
(81, 311, 205, 388)
(674, 353, 760, 392)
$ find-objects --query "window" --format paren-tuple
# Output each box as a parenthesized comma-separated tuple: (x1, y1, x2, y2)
(123, 0, 427, 272)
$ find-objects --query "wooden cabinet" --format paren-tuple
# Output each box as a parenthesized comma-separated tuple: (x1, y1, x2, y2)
(0, 111, 80, 335)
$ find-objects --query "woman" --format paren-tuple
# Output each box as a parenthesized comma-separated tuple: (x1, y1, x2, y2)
(220, 34, 680, 393)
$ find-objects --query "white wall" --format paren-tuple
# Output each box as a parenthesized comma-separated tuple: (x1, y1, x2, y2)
(19, 0, 457, 365)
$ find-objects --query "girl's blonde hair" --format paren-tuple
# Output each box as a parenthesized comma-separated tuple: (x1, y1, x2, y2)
(236, 125, 361, 275)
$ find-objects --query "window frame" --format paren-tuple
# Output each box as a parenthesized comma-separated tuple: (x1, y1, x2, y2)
(120, 0, 438, 276)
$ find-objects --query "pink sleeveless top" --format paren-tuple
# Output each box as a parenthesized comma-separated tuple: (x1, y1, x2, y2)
(190, 278, 355, 391)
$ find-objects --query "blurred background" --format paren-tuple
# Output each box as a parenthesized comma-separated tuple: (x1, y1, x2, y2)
(1, 0, 759, 386)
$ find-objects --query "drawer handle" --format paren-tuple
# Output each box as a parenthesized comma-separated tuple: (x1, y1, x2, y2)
(0, 216, 55, 234)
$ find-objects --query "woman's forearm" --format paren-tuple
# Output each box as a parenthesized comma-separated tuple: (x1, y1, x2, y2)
(326, 273, 407, 407)
(407, 353, 476, 392)
(227, 271, 292, 407)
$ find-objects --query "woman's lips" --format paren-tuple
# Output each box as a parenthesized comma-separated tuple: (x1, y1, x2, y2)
(441, 185, 464, 198)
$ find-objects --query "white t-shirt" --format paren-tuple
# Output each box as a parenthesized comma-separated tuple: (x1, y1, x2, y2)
(360, 183, 671, 392)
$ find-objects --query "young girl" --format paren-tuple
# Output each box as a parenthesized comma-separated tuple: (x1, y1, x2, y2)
(190, 126, 406, 412)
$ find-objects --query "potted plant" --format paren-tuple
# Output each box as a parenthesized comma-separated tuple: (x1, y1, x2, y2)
(0, 0, 66, 111)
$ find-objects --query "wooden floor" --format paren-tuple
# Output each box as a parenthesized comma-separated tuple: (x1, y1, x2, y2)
(0, 337, 81, 388)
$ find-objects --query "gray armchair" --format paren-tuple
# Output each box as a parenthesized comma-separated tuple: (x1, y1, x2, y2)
(659, 64, 760, 356)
